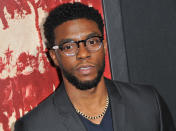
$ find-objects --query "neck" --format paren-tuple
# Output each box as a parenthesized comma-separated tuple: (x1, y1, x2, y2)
(63, 76, 108, 124)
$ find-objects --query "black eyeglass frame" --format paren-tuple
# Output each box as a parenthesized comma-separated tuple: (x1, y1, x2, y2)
(52, 36, 104, 56)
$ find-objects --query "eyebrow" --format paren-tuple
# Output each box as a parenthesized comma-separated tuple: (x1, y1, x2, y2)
(58, 39, 73, 45)
(57, 32, 102, 45)
(86, 32, 102, 39)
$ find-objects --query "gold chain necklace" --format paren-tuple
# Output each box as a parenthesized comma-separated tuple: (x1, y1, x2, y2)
(75, 96, 109, 120)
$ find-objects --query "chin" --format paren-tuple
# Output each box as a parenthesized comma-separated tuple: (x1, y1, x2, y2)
(77, 75, 98, 82)
(63, 71, 102, 90)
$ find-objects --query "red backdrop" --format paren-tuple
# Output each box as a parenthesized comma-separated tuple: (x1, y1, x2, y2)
(0, 0, 111, 131)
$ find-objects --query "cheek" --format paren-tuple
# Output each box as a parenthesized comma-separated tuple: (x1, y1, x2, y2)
(95, 50, 105, 64)
(59, 56, 76, 70)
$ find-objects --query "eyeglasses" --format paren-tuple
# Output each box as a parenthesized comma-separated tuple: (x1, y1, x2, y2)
(52, 36, 104, 56)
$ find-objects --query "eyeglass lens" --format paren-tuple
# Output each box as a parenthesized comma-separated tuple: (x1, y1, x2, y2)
(53, 36, 103, 56)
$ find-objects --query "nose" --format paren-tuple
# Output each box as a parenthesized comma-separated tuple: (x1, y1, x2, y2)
(76, 42, 90, 60)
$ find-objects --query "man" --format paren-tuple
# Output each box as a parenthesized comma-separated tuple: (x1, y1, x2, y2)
(15, 2, 175, 131)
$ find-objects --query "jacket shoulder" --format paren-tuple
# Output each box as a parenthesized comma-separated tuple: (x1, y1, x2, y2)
(14, 91, 65, 131)
(107, 78, 175, 130)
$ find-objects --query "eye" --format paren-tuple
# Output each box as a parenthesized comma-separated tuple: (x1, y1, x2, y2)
(87, 37, 100, 45)
(62, 43, 73, 50)
(64, 45, 72, 49)
(61, 42, 78, 53)
(89, 40, 96, 45)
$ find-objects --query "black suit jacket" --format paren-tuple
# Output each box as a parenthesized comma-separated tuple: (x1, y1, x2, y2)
(15, 78, 175, 131)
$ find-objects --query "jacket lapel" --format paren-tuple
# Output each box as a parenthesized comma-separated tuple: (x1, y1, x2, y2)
(105, 78, 126, 131)
(53, 82, 87, 131)
(52, 79, 125, 131)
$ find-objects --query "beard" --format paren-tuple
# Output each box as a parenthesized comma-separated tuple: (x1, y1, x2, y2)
(62, 59, 105, 90)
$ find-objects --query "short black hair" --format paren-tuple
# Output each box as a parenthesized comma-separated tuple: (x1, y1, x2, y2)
(43, 2, 104, 49)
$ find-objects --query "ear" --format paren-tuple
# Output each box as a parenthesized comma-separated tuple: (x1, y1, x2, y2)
(103, 39, 108, 54)
(49, 50, 59, 66)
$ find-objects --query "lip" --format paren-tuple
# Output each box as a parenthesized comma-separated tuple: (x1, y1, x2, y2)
(76, 64, 95, 75)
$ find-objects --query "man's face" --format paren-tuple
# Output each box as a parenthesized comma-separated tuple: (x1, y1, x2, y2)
(50, 18, 107, 90)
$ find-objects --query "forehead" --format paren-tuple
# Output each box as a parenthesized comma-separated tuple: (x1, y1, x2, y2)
(54, 18, 101, 41)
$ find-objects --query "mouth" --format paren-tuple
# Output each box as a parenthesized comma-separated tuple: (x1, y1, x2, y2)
(76, 64, 96, 75)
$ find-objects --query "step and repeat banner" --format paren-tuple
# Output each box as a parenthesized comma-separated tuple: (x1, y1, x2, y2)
(0, 0, 111, 131)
